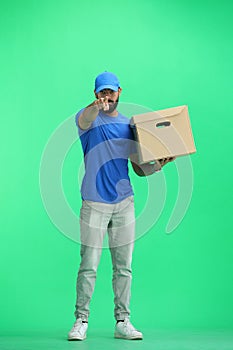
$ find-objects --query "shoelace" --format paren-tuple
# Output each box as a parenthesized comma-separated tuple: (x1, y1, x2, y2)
(72, 319, 83, 331)
(122, 319, 136, 333)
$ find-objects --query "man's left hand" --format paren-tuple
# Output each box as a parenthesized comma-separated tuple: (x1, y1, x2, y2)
(158, 157, 176, 167)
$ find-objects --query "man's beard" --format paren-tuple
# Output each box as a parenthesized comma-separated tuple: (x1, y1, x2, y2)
(105, 96, 119, 113)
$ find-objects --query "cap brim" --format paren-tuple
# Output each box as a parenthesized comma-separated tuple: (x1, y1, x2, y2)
(95, 85, 119, 93)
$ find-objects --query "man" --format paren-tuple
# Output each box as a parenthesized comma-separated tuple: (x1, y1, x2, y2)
(68, 71, 173, 341)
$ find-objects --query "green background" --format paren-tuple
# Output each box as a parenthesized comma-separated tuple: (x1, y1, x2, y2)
(1, 0, 233, 343)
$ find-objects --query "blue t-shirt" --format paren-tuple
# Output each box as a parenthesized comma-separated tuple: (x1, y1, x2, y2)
(75, 109, 135, 203)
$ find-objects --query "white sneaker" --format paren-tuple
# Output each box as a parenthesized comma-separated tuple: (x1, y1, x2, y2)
(114, 318, 143, 340)
(68, 318, 88, 341)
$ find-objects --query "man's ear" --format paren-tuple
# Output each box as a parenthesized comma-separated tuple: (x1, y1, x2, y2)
(94, 90, 98, 99)
(118, 87, 122, 95)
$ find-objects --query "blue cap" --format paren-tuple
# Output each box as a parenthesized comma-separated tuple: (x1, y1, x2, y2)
(95, 71, 120, 93)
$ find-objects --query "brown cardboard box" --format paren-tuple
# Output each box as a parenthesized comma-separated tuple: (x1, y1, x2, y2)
(130, 105, 196, 164)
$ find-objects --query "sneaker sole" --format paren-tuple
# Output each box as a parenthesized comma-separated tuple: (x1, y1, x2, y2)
(114, 332, 143, 340)
(68, 335, 86, 341)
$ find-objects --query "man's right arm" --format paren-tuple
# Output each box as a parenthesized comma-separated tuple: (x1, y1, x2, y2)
(78, 97, 109, 130)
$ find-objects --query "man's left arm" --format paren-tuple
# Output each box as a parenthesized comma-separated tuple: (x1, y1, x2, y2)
(130, 154, 175, 177)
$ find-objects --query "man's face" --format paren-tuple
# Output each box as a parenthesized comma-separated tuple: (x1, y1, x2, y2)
(95, 88, 121, 113)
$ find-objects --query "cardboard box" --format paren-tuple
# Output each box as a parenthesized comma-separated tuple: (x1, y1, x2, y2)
(130, 105, 196, 164)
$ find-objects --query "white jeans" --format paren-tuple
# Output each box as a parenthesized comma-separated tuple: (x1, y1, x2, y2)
(74, 196, 135, 321)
